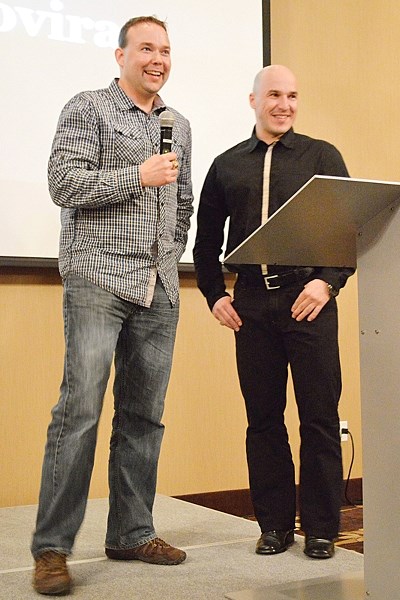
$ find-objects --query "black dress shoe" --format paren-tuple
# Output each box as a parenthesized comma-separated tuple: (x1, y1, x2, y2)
(304, 535, 335, 559)
(256, 530, 294, 555)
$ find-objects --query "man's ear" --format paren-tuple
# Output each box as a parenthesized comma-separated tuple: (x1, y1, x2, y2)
(249, 93, 255, 109)
(115, 47, 124, 67)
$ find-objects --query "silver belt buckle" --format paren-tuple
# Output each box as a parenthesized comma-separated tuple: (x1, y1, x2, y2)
(264, 274, 280, 290)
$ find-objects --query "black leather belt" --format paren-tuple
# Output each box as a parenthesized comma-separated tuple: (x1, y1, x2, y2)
(237, 268, 315, 290)
(263, 267, 315, 290)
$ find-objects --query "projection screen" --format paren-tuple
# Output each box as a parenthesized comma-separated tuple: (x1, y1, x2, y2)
(0, 0, 264, 266)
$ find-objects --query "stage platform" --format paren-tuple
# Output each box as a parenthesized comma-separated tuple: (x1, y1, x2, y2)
(0, 495, 363, 599)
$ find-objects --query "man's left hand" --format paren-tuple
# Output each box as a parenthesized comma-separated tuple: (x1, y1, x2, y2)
(291, 279, 331, 322)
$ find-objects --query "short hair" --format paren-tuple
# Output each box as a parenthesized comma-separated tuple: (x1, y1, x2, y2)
(118, 16, 168, 48)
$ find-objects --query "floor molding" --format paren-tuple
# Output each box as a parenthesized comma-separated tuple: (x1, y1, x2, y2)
(174, 478, 363, 517)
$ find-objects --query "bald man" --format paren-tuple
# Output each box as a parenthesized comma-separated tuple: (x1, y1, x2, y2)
(194, 65, 354, 560)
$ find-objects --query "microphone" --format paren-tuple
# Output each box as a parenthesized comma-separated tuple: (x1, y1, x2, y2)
(159, 110, 175, 154)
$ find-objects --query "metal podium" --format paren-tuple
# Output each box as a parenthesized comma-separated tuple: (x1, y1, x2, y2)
(223, 175, 400, 600)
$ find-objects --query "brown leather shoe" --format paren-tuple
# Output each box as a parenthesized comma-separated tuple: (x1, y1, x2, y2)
(105, 538, 186, 565)
(33, 550, 71, 595)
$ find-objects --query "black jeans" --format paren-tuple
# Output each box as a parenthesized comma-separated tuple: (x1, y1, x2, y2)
(233, 281, 342, 538)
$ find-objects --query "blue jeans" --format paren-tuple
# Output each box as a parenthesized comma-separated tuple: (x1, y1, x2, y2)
(31, 275, 179, 557)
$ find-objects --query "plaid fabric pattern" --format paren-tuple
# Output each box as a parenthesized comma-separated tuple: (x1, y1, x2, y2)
(49, 79, 193, 307)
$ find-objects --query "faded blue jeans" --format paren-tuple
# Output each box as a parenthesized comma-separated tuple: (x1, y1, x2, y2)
(31, 275, 179, 558)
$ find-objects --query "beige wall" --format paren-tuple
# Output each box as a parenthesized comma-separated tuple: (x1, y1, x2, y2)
(271, 0, 400, 182)
(0, 269, 359, 508)
(0, 271, 250, 507)
(3, 0, 399, 507)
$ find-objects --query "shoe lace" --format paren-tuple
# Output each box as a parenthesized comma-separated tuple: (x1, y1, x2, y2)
(149, 538, 169, 549)
(36, 552, 66, 576)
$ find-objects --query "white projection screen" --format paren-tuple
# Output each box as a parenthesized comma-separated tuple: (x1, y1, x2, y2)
(0, 0, 264, 266)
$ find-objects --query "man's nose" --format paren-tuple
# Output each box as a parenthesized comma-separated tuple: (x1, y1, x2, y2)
(151, 50, 162, 63)
(278, 95, 290, 109)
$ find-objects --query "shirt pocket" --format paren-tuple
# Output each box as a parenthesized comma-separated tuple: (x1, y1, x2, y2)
(171, 129, 187, 162)
(113, 123, 146, 165)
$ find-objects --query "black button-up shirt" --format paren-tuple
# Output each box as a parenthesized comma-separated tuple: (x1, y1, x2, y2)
(193, 128, 354, 310)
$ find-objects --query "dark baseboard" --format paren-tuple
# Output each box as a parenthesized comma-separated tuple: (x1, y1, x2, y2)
(175, 489, 253, 517)
(175, 488, 254, 517)
(174, 478, 363, 518)
(342, 476, 363, 506)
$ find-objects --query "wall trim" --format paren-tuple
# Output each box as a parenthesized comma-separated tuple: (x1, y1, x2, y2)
(174, 478, 363, 517)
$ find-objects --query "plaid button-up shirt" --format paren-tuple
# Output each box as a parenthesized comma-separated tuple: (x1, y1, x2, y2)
(49, 79, 193, 307)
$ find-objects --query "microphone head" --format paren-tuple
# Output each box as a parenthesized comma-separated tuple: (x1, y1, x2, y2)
(159, 110, 175, 128)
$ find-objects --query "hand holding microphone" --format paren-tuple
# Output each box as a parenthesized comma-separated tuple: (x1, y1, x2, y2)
(139, 110, 178, 187)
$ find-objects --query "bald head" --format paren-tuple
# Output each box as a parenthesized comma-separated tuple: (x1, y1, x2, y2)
(252, 65, 297, 94)
(250, 64, 298, 144)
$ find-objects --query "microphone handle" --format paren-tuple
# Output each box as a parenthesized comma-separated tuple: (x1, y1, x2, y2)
(160, 126, 173, 154)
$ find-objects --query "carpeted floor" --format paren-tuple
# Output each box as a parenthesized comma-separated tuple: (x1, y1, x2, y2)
(295, 505, 363, 554)
(246, 504, 364, 554)
(335, 505, 363, 553)
(0, 496, 364, 600)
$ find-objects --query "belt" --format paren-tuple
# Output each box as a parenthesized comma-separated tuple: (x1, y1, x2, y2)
(263, 267, 315, 290)
(237, 268, 315, 290)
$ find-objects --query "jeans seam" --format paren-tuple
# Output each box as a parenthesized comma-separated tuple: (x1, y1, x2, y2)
(52, 286, 71, 499)
(33, 546, 70, 560)
(105, 533, 157, 551)
(113, 326, 127, 545)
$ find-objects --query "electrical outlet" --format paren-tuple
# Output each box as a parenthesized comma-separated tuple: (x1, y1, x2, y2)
(340, 420, 348, 442)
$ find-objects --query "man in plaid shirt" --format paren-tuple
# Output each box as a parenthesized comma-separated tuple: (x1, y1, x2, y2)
(31, 16, 193, 595)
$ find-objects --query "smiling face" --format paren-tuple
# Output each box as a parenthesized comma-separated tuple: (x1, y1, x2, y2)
(115, 21, 171, 111)
(249, 65, 298, 144)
